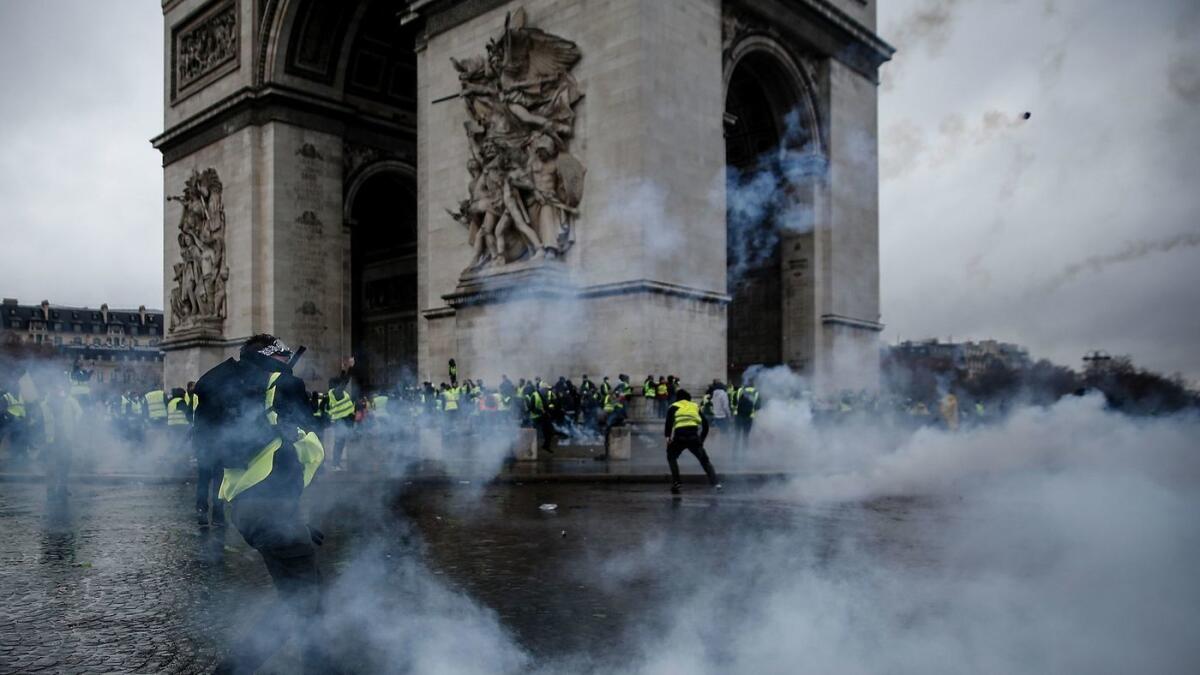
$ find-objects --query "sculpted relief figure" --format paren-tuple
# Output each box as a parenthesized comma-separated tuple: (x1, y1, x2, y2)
(167, 168, 230, 330)
(450, 7, 586, 271)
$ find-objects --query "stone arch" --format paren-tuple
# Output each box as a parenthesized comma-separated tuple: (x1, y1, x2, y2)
(344, 160, 419, 391)
(258, 0, 416, 113)
(723, 34, 826, 381)
(344, 159, 417, 224)
(723, 35, 824, 156)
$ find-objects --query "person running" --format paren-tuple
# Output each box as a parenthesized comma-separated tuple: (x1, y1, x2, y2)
(664, 389, 721, 495)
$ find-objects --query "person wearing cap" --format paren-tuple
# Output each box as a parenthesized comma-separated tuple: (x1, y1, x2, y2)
(193, 334, 333, 674)
(664, 389, 721, 495)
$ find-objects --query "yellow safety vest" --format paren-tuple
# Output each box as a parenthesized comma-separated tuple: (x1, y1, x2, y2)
(219, 372, 324, 502)
(643, 382, 655, 397)
(603, 392, 624, 413)
(656, 383, 668, 397)
(145, 390, 168, 420)
(670, 400, 702, 429)
(371, 395, 390, 417)
(130, 399, 143, 416)
(166, 397, 190, 426)
(326, 390, 354, 420)
(3, 392, 25, 418)
(184, 392, 199, 411)
(528, 391, 544, 418)
(443, 387, 460, 411)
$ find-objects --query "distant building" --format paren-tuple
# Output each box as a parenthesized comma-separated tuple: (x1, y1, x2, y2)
(0, 298, 164, 393)
(887, 338, 1031, 379)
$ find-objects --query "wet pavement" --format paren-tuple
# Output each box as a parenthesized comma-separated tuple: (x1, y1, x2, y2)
(0, 477, 944, 673)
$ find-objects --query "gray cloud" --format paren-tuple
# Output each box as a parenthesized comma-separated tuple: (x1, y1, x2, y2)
(880, 0, 1200, 381)
(0, 1, 163, 309)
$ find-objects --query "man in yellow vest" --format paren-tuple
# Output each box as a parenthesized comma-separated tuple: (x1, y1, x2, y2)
(39, 376, 84, 500)
(596, 374, 631, 460)
(144, 388, 168, 427)
(165, 386, 193, 462)
(1, 381, 30, 464)
(664, 389, 721, 495)
(194, 334, 332, 673)
(732, 380, 761, 458)
(325, 377, 355, 470)
(1, 374, 29, 458)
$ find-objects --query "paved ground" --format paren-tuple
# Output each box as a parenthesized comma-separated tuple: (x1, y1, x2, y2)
(0, 473, 941, 673)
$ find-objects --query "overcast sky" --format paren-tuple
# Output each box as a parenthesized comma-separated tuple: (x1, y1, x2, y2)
(0, 1, 1196, 380)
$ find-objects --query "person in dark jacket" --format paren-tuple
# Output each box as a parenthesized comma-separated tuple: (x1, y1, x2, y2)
(664, 389, 721, 495)
(196, 334, 334, 675)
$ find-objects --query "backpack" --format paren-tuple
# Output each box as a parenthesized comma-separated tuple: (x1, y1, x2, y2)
(193, 358, 279, 467)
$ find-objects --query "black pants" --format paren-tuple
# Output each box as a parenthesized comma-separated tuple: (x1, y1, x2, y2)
(537, 415, 555, 451)
(219, 497, 335, 675)
(195, 458, 225, 523)
(667, 429, 719, 486)
(733, 416, 754, 454)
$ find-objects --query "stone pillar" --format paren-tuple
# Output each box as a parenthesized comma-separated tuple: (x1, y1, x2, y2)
(814, 57, 884, 392)
(160, 122, 347, 390)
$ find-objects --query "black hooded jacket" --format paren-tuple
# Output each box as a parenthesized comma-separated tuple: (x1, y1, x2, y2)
(193, 352, 312, 500)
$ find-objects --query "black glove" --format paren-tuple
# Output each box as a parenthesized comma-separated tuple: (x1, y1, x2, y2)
(309, 526, 325, 547)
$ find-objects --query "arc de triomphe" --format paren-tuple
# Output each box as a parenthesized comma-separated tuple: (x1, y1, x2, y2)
(153, 0, 891, 393)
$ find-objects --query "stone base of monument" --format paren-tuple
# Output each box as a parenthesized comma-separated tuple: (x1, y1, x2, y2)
(512, 428, 538, 462)
(606, 426, 632, 461)
(160, 320, 228, 388)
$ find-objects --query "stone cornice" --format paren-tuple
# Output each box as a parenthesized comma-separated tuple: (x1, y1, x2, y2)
(797, 0, 894, 62)
(821, 313, 884, 332)
(151, 84, 414, 165)
(727, 0, 894, 81)
(439, 271, 731, 313)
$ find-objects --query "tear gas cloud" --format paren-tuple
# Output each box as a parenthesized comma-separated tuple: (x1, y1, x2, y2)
(300, 365, 1200, 674)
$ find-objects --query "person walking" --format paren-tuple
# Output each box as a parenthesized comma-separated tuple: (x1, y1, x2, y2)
(732, 381, 760, 458)
(40, 378, 83, 500)
(198, 335, 332, 674)
(654, 376, 669, 418)
(325, 377, 356, 470)
(710, 382, 731, 432)
(664, 389, 720, 495)
(166, 386, 193, 459)
(1, 381, 30, 465)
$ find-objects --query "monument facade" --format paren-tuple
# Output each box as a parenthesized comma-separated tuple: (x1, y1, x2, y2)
(154, 0, 891, 393)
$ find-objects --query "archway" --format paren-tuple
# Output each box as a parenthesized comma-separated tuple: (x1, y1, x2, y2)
(724, 45, 820, 382)
(347, 168, 417, 391)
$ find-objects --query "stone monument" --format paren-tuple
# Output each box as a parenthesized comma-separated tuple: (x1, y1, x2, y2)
(154, 0, 891, 393)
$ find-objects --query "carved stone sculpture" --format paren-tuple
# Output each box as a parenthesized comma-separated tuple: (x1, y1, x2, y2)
(449, 7, 586, 271)
(167, 168, 230, 330)
(173, 1, 238, 97)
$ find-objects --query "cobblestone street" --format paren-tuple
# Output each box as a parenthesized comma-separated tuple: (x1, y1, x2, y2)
(0, 476, 940, 674)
